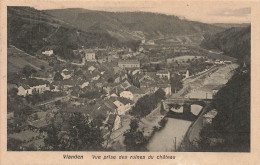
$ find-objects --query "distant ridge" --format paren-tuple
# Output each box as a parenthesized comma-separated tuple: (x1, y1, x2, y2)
(201, 26, 251, 63)
(45, 8, 224, 41)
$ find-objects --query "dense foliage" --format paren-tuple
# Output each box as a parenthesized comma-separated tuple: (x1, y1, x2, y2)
(188, 58, 213, 76)
(25, 91, 65, 105)
(201, 26, 251, 64)
(44, 112, 104, 151)
(130, 88, 165, 118)
(197, 67, 250, 152)
(170, 73, 183, 93)
(45, 8, 223, 40)
(123, 119, 147, 151)
(7, 7, 123, 61)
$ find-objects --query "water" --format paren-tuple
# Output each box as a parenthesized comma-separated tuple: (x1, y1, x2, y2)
(147, 105, 203, 151)
(191, 104, 203, 115)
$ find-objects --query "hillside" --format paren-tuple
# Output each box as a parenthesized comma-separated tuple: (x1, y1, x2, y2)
(201, 26, 251, 63)
(45, 8, 224, 41)
(212, 23, 250, 29)
(197, 67, 250, 152)
(7, 7, 123, 60)
(8, 46, 51, 74)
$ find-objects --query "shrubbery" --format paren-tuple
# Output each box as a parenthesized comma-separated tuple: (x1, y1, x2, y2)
(130, 88, 165, 118)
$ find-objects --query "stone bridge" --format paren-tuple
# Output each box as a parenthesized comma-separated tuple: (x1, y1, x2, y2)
(163, 97, 212, 114)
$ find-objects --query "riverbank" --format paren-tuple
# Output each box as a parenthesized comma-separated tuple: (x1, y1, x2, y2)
(179, 64, 239, 151)
(179, 104, 212, 151)
(147, 64, 238, 152)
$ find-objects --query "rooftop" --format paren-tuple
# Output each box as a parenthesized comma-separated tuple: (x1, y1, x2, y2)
(19, 78, 49, 88)
(118, 60, 140, 64)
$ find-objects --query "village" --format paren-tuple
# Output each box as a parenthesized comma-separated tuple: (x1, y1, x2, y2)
(7, 37, 235, 151)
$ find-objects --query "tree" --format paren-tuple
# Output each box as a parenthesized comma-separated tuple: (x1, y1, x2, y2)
(130, 89, 165, 118)
(9, 87, 18, 97)
(170, 74, 183, 93)
(123, 119, 147, 151)
(7, 138, 23, 151)
(107, 77, 114, 83)
(44, 123, 60, 151)
(196, 68, 250, 152)
(129, 119, 139, 132)
(160, 101, 166, 115)
(40, 65, 45, 70)
(22, 65, 37, 78)
(44, 112, 104, 151)
(53, 72, 63, 81)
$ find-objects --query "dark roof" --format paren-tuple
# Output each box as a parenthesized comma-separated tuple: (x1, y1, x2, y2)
(116, 97, 134, 105)
(157, 70, 169, 74)
(104, 100, 117, 110)
(19, 78, 49, 87)
(107, 114, 117, 125)
(128, 86, 146, 94)
(118, 60, 140, 65)
(121, 80, 131, 89)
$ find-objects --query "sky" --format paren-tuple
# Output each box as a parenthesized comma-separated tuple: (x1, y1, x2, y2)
(13, 0, 251, 23)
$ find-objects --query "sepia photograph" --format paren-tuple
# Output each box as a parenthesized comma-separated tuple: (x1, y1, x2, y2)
(5, 1, 251, 153)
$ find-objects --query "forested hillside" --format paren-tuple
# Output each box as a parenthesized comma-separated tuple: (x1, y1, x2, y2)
(197, 25, 251, 152)
(7, 7, 126, 60)
(45, 8, 224, 41)
(201, 26, 251, 64)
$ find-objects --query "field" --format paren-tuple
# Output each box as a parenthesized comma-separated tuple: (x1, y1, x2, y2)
(173, 55, 203, 61)
(156, 34, 204, 46)
(8, 46, 51, 74)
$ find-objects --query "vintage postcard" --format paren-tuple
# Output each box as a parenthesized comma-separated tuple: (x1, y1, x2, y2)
(0, 0, 260, 164)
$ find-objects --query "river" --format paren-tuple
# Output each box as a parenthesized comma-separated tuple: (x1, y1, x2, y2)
(147, 105, 203, 151)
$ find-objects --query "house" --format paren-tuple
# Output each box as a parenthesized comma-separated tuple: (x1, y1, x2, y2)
(108, 85, 124, 97)
(146, 40, 155, 45)
(91, 74, 100, 81)
(205, 59, 214, 64)
(139, 46, 144, 52)
(128, 86, 147, 102)
(17, 79, 50, 96)
(139, 74, 156, 89)
(156, 70, 170, 80)
(85, 50, 96, 62)
(51, 81, 63, 92)
(42, 50, 53, 56)
(113, 97, 134, 115)
(132, 69, 140, 76)
(203, 109, 218, 126)
(118, 60, 140, 69)
(224, 61, 232, 64)
(215, 59, 224, 65)
(81, 82, 89, 88)
(106, 114, 121, 131)
(120, 91, 134, 101)
(102, 83, 120, 95)
(120, 80, 132, 90)
(157, 83, 172, 96)
(114, 72, 127, 83)
(185, 70, 190, 78)
(88, 66, 96, 72)
(61, 69, 73, 80)
(97, 56, 108, 63)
